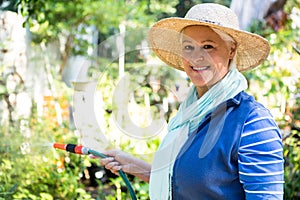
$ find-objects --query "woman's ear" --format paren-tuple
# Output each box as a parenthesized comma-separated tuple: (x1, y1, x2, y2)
(229, 42, 237, 59)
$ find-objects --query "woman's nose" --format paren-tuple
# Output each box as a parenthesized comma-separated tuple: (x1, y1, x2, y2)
(190, 48, 206, 63)
(194, 55, 204, 62)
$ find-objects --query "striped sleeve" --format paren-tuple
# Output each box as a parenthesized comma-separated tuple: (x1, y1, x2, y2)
(238, 107, 284, 199)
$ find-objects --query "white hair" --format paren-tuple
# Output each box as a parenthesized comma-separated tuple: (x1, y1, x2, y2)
(211, 28, 237, 70)
(179, 26, 236, 47)
(211, 28, 236, 47)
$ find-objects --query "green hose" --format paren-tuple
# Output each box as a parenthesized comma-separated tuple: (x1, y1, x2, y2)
(88, 149, 137, 200)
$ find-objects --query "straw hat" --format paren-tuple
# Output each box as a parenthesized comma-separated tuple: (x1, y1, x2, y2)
(148, 3, 270, 72)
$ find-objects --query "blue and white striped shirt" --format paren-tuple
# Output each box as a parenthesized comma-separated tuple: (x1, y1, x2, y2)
(239, 107, 284, 199)
(171, 91, 284, 199)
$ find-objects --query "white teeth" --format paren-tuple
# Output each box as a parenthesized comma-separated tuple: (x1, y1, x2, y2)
(192, 66, 208, 71)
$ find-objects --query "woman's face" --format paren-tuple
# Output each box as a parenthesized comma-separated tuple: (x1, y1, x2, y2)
(181, 25, 236, 96)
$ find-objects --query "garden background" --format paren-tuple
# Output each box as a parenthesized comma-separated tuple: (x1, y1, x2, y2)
(0, 0, 299, 199)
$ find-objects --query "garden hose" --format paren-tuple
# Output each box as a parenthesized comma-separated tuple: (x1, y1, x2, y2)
(53, 143, 137, 200)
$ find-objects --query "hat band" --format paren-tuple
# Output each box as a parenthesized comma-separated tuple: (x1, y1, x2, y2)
(189, 18, 222, 26)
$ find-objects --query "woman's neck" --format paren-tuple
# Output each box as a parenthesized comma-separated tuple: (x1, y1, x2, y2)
(196, 86, 209, 98)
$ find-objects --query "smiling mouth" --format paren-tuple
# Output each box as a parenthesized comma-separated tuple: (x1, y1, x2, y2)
(191, 66, 210, 71)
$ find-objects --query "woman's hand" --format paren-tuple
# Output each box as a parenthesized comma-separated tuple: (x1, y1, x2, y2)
(100, 149, 129, 175)
(100, 149, 151, 183)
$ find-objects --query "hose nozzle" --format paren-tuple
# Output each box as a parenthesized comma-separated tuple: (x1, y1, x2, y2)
(53, 143, 89, 155)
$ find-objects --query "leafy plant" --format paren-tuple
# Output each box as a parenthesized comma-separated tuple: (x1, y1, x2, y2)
(283, 130, 300, 199)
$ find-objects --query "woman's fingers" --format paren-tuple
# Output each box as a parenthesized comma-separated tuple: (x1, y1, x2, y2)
(100, 157, 114, 165)
(97, 149, 151, 182)
(105, 161, 121, 170)
(100, 156, 122, 175)
(99, 149, 135, 174)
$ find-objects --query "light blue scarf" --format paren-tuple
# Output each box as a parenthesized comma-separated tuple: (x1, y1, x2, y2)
(149, 67, 248, 199)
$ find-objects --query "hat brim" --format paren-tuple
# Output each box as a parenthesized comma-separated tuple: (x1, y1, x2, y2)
(148, 17, 270, 72)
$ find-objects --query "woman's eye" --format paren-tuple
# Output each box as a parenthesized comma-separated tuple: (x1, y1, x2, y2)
(203, 45, 214, 49)
(183, 45, 194, 51)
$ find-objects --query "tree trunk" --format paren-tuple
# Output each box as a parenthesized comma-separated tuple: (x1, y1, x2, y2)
(230, 0, 276, 30)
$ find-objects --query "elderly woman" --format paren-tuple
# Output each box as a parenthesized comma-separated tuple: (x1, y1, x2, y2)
(100, 3, 284, 199)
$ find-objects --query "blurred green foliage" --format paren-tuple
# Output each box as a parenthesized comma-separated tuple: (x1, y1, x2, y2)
(283, 130, 300, 198)
(0, 113, 93, 199)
